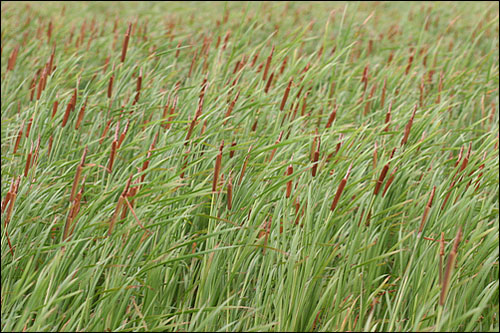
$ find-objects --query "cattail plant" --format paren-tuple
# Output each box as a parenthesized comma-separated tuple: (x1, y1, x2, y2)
(107, 122, 119, 173)
(330, 163, 352, 212)
(286, 163, 293, 198)
(140, 132, 158, 183)
(1, 178, 15, 215)
(64, 176, 86, 241)
(264, 72, 274, 93)
(325, 105, 338, 129)
(405, 51, 414, 75)
(238, 145, 253, 185)
(262, 45, 274, 81)
(311, 137, 320, 177)
(62, 89, 77, 128)
(212, 140, 224, 192)
(117, 120, 129, 148)
(26, 117, 33, 138)
(51, 98, 59, 119)
(75, 97, 87, 130)
(440, 226, 463, 306)
(3, 176, 21, 227)
(382, 167, 398, 197)
(418, 186, 436, 236)
(13, 120, 25, 154)
(108, 175, 133, 236)
(121, 22, 132, 62)
(70, 146, 87, 202)
(7, 45, 19, 71)
(401, 104, 417, 146)
(436, 71, 444, 103)
(224, 90, 240, 125)
(384, 101, 392, 132)
(374, 163, 389, 196)
(229, 141, 236, 158)
(107, 74, 114, 98)
(268, 131, 283, 162)
(165, 95, 178, 130)
(24, 141, 33, 177)
(280, 78, 293, 111)
(380, 78, 387, 108)
(133, 67, 142, 105)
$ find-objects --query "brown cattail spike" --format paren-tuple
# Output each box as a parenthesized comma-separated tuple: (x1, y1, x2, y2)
(401, 105, 417, 146)
(381, 78, 387, 108)
(212, 140, 224, 192)
(280, 78, 293, 111)
(440, 226, 463, 306)
(286, 164, 293, 198)
(325, 105, 338, 129)
(439, 232, 445, 285)
(108, 75, 114, 98)
(418, 186, 436, 235)
(382, 167, 398, 197)
(374, 163, 389, 195)
(70, 146, 88, 202)
(238, 145, 252, 185)
(224, 90, 240, 125)
(121, 23, 132, 63)
(75, 98, 87, 130)
(268, 131, 283, 162)
(13, 120, 25, 154)
(330, 163, 352, 212)
(384, 101, 392, 132)
(24, 141, 33, 177)
(262, 45, 274, 81)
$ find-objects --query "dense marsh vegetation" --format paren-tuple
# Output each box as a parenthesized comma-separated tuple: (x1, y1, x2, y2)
(1, 2, 499, 331)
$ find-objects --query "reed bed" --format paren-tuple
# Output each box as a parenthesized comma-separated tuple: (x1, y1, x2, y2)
(1, 2, 498, 332)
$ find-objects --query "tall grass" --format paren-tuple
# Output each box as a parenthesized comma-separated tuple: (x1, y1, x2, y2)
(1, 2, 499, 332)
